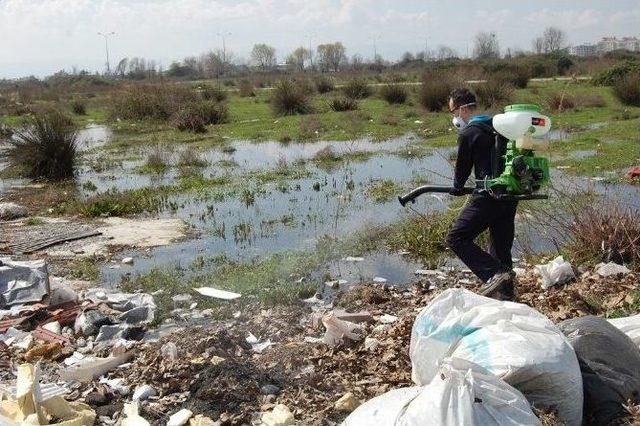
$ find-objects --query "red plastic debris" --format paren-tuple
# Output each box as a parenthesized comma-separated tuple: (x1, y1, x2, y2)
(627, 167, 640, 179)
(32, 326, 71, 345)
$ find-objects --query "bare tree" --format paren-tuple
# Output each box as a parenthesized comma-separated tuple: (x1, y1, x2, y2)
(201, 50, 224, 79)
(114, 58, 128, 78)
(532, 37, 545, 54)
(286, 47, 310, 72)
(435, 45, 458, 60)
(542, 27, 567, 53)
(251, 43, 277, 70)
(317, 42, 347, 72)
(350, 54, 364, 70)
(473, 32, 500, 59)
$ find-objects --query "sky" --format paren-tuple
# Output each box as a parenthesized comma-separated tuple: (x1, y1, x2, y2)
(1, 0, 639, 78)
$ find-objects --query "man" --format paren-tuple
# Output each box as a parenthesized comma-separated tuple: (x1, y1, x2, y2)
(445, 88, 517, 300)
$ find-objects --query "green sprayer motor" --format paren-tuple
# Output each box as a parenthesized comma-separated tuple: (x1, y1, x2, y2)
(399, 104, 551, 206)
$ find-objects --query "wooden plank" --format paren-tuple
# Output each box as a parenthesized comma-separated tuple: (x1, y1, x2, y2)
(6, 229, 101, 254)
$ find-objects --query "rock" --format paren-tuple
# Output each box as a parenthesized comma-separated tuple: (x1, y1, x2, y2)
(85, 391, 108, 406)
(172, 294, 193, 309)
(122, 257, 134, 265)
(261, 404, 294, 426)
(75, 310, 112, 336)
(372, 324, 391, 334)
(260, 384, 281, 395)
(334, 392, 361, 412)
(95, 403, 122, 418)
(132, 384, 156, 402)
(41, 321, 62, 335)
(161, 342, 178, 361)
(0, 202, 27, 220)
(364, 337, 380, 351)
(596, 262, 631, 277)
(168, 408, 193, 426)
(189, 415, 215, 426)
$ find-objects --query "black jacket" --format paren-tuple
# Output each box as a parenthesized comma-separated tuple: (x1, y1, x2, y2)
(453, 119, 502, 189)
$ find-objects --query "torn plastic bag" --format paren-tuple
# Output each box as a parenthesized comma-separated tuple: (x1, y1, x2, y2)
(0, 258, 49, 307)
(534, 255, 575, 288)
(559, 316, 640, 425)
(59, 352, 132, 382)
(608, 314, 640, 348)
(83, 288, 155, 324)
(410, 288, 582, 425)
(343, 358, 540, 426)
(322, 313, 363, 346)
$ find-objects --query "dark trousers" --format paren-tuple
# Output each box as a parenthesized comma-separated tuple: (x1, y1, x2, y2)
(446, 195, 518, 282)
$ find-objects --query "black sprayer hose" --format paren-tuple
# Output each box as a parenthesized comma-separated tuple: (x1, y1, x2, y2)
(397, 186, 475, 206)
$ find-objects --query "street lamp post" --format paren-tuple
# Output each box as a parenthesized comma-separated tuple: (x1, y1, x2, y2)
(97, 31, 115, 76)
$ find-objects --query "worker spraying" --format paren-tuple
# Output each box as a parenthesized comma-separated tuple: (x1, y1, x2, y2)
(398, 88, 551, 300)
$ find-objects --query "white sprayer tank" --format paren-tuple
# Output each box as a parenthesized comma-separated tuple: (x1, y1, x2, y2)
(492, 104, 551, 150)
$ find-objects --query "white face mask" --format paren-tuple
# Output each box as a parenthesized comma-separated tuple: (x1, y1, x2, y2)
(451, 102, 476, 131)
(452, 116, 466, 129)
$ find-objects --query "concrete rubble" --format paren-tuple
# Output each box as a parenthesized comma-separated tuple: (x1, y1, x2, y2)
(0, 255, 639, 425)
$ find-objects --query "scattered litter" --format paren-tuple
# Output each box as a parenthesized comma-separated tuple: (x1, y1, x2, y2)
(364, 337, 379, 351)
(168, 409, 193, 426)
(261, 404, 294, 426)
(25, 342, 62, 362)
(0, 258, 49, 307)
(60, 352, 132, 382)
(333, 309, 373, 323)
(378, 314, 398, 324)
(372, 277, 387, 283)
(626, 166, 640, 179)
(322, 313, 363, 346)
(535, 255, 575, 288)
(193, 287, 241, 300)
(132, 384, 157, 402)
(343, 256, 364, 262)
(99, 377, 130, 396)
(41, 321, 61, 335)
(121, 402, 150, 426)
(335, 392, 361, 412)
(121, 257, 134, 265)
(161, 342, 178, 360)
(595, 262, 631, 277)
(608, 315, 640, 348)
(325, 279, 347, 289)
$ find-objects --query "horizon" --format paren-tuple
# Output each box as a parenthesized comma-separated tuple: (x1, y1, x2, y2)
(1, 0, 640, 79)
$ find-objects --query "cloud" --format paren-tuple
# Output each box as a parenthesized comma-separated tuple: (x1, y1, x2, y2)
(525, 8, 601, 30)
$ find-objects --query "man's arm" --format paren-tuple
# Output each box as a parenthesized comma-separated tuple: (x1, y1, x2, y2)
(453, 132, 473, 191)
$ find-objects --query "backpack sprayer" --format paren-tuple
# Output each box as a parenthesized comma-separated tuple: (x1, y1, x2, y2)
(398, 104, 552, 206)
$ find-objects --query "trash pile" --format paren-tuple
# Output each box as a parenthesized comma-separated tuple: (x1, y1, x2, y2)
(1, 254, 639, 425)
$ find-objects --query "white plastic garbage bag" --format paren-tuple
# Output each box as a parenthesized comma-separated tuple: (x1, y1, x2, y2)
(343, 359, 540, 426)
(534, 255, 575, 288)
(595, 262, 631, 277)
(410, 289, 583, 425)
(608, 315, 640, 348)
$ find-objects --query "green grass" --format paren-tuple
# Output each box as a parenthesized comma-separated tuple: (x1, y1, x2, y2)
(365, 179, 403, 203)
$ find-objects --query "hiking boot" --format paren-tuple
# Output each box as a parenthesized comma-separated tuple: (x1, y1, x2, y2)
(495, 279, 516, 301)
(479, 272, 513, 299)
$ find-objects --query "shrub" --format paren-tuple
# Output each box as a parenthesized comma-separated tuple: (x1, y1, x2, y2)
(546, 92, 576, 112)
(144, 146, 169, 173)
(314, 76, 335, 93)
(238, 79, 256, 97)
(171, 101, 228, 132)
(613, 73, 640, 106)
(4, 110, 78, 180)
(417, 74, 452, 111)
(493, 66, 530, 89)
(313, 145, 340, 163)
(271, 79, 312, 116)
(295, 78, 316, 96)
(110, 85, 197, 120)
(379, 84, 408, 104)
(199, 85, 227, 102)
(70, 99, 86, 115)
(474, 80, 513, 109)
(328, 97, 358, 112)
(177, 147, 208, 168)
(298, 116, 321, 139)
(342, 79, 372, 99)
(575, 94, 606, 108)
(593, 61, 640, 86)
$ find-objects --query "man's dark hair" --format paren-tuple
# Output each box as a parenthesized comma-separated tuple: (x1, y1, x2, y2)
(449, 88, 477, 109)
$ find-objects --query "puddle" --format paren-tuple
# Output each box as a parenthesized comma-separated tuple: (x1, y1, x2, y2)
(77, 124, 113, 150)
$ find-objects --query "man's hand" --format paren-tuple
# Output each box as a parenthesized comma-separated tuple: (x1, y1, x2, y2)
(449, 187, 465, 196)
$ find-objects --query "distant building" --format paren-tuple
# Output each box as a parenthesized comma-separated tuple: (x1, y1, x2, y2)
(571, 36, 640, 57)
(570, 44, 597, 57)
